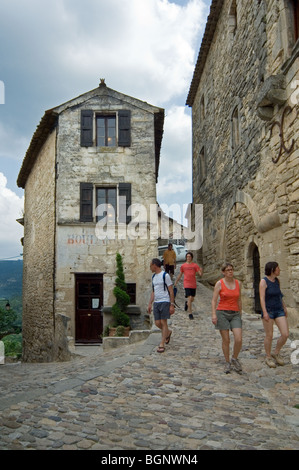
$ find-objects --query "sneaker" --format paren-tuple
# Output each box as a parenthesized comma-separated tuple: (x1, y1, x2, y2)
(184, 301, 188, 311)
(231, 357, 242, 372)
(271, 353, 284, 366)
(265, 357, 276, 368)
(224, 362, 231, 374)
(189, 313, 194, 320)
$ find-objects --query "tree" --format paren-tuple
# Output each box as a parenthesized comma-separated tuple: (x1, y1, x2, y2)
(0, 306, 17, 339)
(111, 253, 130, 327)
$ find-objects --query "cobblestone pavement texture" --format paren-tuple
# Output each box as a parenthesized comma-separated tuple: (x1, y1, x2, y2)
(0, 273, 298, 451)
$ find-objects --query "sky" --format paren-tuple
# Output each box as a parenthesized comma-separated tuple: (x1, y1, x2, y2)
(0, 0, 211, 260)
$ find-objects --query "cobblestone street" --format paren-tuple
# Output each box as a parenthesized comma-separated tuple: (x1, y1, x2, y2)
(0, 279, 298, 451)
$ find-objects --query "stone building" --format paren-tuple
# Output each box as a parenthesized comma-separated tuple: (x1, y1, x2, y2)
(17, 80, 164, 362)
(187, 0, 299, 329)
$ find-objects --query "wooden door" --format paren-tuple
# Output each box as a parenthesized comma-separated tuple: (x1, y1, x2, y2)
(253, 246, 261, 314)
(75, 274, 103, 343)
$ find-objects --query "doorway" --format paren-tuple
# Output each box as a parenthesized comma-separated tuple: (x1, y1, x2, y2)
(252, 245, 261, 314)
(75, 273, 103, 343)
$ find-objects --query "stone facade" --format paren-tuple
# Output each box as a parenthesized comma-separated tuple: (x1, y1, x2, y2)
(187, 0, 299, 328)
(17, 81, 164, 361)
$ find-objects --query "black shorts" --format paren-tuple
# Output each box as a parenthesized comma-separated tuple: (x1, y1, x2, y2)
(185, 288, 196, 298)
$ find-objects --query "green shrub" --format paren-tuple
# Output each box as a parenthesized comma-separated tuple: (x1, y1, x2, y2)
(115, 325, 126, 337)
(2, 333, 22, 358)
(111, 253, 130, 328)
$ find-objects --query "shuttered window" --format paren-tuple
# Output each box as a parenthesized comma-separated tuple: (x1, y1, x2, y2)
(80, 183, 132, 224)
(80, 110, 131, 147)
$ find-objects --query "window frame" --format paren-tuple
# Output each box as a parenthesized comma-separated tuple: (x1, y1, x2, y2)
(80, 182, 132, 224)
(96, 186, 117, 223)
(96, 114, 116, 147)
(80, 109, 131, 148)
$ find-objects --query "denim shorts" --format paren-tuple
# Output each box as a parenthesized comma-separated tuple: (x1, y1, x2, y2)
(261, 309, 286, 320)
(153, 302, 170, 321)
(215, 310, 242, 331)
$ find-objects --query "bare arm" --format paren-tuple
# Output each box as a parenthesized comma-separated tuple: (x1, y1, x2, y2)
(259, 279, 269, 321)
(148, 290, 155, 314)
(168, 284, 175, 314)
(174, 272, 183, 286)
(211, 281, 221, 324)
(238, 282, 242, 314)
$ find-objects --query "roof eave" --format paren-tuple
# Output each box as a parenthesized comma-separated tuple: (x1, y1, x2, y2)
(17, 109, 58, 189)
(186, 0, 224, 107)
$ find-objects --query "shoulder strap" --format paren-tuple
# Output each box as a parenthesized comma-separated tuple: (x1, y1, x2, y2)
(163, 272, 170, 293)
(152, 272, 170, 294)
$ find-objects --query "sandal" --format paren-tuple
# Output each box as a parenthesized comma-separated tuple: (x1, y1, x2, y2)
(157, 347, 165, 353)
(165, 331, 172, 344)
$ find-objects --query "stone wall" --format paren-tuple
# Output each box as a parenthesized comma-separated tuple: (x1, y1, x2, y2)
(22, 130, 57, 362)
(191, 0, 299, 326)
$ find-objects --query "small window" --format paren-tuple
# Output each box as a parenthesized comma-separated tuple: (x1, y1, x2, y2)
(80, 109, 131, 148)
(96, 187, 117, 222)
(199, 147, 206, 184)
(80, 182, 132, 224)
(291, 0, 299, 42)
(228, 0, 237, 39)
(200, 95, 205, 123)
(96, 115, 116, 147)
(231, 106, 240, 151)
(126, 283, 136, 304)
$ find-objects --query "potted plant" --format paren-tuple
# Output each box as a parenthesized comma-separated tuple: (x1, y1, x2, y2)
(109, 253, 131, 336)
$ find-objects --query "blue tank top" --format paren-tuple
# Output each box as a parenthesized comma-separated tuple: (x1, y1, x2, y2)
(264, 277, 283, 311)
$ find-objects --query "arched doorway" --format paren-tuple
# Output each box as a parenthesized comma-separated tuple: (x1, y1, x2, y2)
(252, 245, 261, 314)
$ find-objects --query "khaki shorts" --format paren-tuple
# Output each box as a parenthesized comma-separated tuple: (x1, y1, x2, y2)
(215, 310, 242, 331)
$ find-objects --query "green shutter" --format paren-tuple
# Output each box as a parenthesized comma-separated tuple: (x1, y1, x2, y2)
(118, 110, 131, 147)
(80, 183, 93, 222)
(81, 110, 93, 147)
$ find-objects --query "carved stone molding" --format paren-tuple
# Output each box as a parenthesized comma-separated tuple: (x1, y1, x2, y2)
(257, 74, 287, 121)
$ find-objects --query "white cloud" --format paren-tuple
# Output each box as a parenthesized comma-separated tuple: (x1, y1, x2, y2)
(0, 123, 28, 162)
(0, 173, 24, 259)
(157, 105, 192, 197)
(0, 0, 210, 244)
(0, 0, 204, 107)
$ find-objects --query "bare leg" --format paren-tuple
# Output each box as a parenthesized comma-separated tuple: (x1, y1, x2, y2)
(273, 316, 289, 355)
(155, 319, 171, 348)
(220, 330, 230, 362)
(262, 318, 274, 358)
(232, 328, 242, 359)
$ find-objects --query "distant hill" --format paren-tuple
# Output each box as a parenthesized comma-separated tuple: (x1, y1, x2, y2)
(0, 260, 23, 299)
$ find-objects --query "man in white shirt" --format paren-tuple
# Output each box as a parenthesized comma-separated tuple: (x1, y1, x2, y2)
(148, 258, 175, 353)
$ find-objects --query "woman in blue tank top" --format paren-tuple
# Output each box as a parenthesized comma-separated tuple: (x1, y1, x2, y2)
(259, 261, 289, 368)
